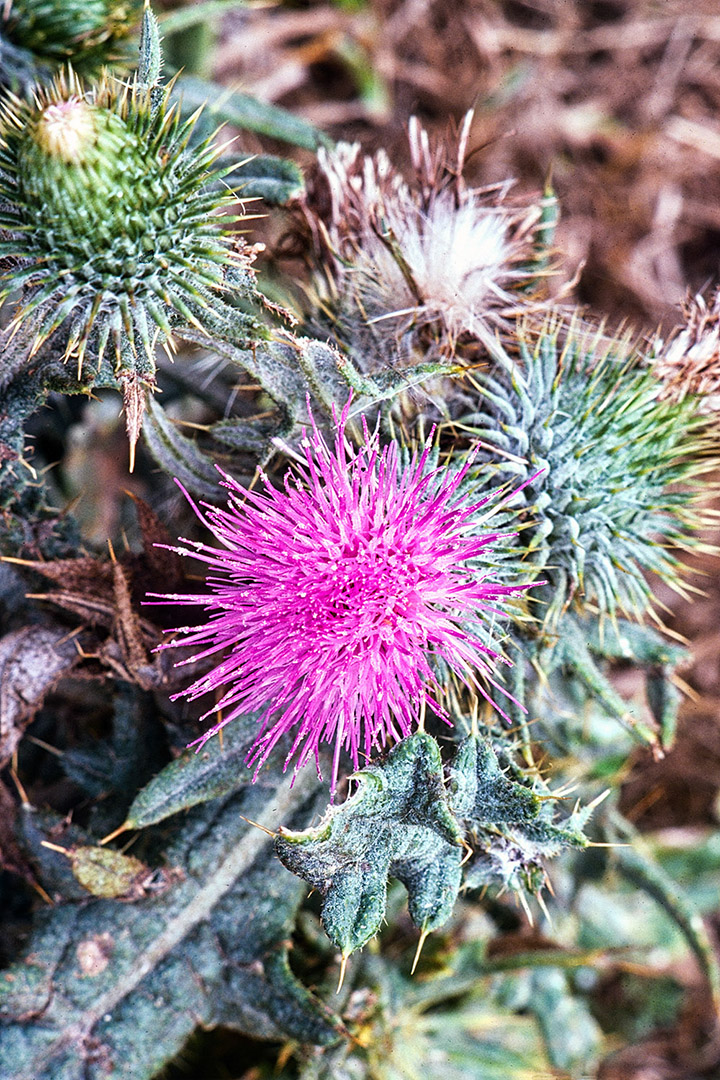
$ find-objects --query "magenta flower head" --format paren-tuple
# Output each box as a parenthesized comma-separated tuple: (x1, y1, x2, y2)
(152, 406, 535, 793)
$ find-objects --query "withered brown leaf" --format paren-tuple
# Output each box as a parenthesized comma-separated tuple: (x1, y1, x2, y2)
(0, 624, 81, 767)
(8, 495, 186, 691)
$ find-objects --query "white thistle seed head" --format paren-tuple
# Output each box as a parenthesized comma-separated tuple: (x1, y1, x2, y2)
(299, 112, 552, 366)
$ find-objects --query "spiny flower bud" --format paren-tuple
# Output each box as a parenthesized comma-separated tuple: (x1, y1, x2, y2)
(0, 70, 259, 456)
(1, 0, 140, 88)
(30, 97, 97, 161)
(462, 317, 716, 626)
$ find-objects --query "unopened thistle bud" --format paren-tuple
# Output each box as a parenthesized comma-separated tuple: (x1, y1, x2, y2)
(463, 318, 716, 626)
(0, 71, 259, 455)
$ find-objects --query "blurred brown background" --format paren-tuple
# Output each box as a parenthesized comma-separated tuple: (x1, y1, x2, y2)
(216, 0, 720, 329)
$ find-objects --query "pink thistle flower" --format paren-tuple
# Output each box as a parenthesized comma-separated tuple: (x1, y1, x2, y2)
(152, 409, 536, 793)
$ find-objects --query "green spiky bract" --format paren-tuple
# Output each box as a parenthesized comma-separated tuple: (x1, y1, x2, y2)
(276, 731, 598, 957)
(0, 69, 260, 388)
(0, 65, 268, 457)
(0, 0, 141, 89)
(461, 318, 714, 627)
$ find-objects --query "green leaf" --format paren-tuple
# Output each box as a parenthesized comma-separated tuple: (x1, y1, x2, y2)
(124, 713, 260, 828)
(181, 332, 452, 446)
(64, 845, 152, 900)
(276, 733, 603, 957)
(141, 393, 222, 498)
(528, 968, 602, 1072)
(223, 154, 305, 205)
(450, 736, 598, 896)
(0, 775, 340, 1080)
(210, 412, 290, 457)
(174, 76, 331, 151)
(529, 615, 664, 748)
(138, 5, 162, 89)
(297, 950, 552, 1080)
(276, 733, 464, 955)
(609, 812, 720, 1011)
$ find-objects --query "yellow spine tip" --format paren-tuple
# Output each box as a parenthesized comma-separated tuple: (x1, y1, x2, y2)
(337, 952, 350, 993)
(411, 928, 430, 975)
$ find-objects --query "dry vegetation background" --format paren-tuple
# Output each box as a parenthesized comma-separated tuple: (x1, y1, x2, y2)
(205, 1, 720, 1073)
(219, 0, 720, 324)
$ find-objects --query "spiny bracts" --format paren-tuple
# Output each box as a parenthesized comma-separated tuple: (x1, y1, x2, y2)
(460, 318, 716, 626)
(0, 69, 261, 453)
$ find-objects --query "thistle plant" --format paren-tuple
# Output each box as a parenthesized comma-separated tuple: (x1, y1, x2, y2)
(296, 112, 557, 374)
(462, 318, 714, 626)
(2, 9, 720, 1080)
(650, 288, 720, 412)
(452, 318, 717, 751)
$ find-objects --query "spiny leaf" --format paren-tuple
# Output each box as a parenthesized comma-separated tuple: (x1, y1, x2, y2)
(276, 732, 464, 956)
(521, 613, 684, 749)
(0, 774, 340, 1080)
(124, 713, 260, 829)
(277, 732, 602, 955)
(450, 736, 598, 897)
(178, 331, 450, 452)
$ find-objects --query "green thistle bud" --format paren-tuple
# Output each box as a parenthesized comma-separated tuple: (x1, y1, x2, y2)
(1, 0, 140, 89)
(461, 318, 716, 626)
(0, 70, 259, 456)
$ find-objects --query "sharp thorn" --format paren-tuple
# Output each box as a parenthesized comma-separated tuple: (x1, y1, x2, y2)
(238, 814, 276, 838)
(411, 928, 430, 975)
(337, 952, 350, 994)
(40, 840, 71, 856)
